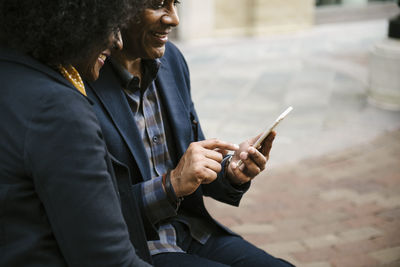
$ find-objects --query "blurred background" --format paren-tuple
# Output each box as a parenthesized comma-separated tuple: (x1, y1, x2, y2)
(171, 1, 400, 266)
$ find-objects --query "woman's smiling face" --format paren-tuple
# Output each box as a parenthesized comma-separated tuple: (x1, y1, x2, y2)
(76, 31, 123, 81)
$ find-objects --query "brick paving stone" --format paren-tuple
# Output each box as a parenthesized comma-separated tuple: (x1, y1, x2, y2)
(334, 239, 385, 255)
(330, 253, 380, 267)
(308, 211, 350, 224)
(382, 261, 400, 267)
(303, 234, 342, 249)
(369, 246, 400, 265)
(372, 234, 400, 249)
(378, 196, 400, 208)
(345, 203, 384, 217)
(230, 223, 276, 234)
(256, 227, 311, 244)
(378, 207, 400, 221)
(319, 189, 356, 202)
(292, 246, 340, 263)
(302, 262, 331, 267)
(271, 218, 311, 230)
(344, 214, 386, 228)
(260, 240, 307, 255)
(338, 227, 383, 243)
(303, 221, 349, 237)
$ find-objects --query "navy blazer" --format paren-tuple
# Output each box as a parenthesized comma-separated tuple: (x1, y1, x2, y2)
(0, 46, 150, 266)
(87, 42, 249, 243)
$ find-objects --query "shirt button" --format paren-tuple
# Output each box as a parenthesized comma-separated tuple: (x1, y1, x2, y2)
(152, 136, 158, 143)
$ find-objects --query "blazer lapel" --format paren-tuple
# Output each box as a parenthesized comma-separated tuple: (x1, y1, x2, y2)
(88, 63, 152, 180)
(157, 61, 192, 157)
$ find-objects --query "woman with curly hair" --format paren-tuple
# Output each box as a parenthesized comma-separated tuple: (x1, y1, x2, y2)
(0, 0, 152, 266)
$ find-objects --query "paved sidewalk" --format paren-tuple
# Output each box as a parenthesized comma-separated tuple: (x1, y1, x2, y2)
(179, 19, 400, 167)
(205, 129, 400, 267)
(177, 19, 400, 266)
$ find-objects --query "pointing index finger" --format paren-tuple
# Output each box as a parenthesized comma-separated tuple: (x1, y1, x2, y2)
(200, 139, 239, 152)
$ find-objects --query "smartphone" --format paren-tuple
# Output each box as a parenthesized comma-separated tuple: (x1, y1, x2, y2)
(237, 106, 293, 167)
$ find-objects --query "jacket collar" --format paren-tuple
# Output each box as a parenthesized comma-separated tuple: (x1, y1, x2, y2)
(109, 58, 161, 93)
(0, 46, 79, 93)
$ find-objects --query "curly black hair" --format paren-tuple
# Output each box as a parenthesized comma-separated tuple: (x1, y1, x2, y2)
(0, 0, 147, 65)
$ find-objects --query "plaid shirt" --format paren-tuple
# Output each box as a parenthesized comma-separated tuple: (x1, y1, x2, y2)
(109, 58, 242, 256)
(110, 58, 185, 255)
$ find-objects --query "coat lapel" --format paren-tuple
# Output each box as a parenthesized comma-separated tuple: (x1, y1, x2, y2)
(88, 63, 152, 179)
(156, 60, 192, 157)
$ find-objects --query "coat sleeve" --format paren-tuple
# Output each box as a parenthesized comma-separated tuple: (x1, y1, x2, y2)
(24, 90, 151, 267)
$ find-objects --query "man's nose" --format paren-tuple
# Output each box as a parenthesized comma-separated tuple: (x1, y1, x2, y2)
(161, 5, 179, 27)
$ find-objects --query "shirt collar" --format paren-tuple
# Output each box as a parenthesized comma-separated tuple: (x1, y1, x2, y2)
(109, 57, 161, 93)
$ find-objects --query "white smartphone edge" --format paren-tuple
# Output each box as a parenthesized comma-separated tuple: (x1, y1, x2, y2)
(236, 106, 293, 168)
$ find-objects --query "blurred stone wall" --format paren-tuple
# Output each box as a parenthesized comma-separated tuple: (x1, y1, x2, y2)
(175, 0, 215, 41)
(215, 0, 314, 36)
(176, 0, 314, 41)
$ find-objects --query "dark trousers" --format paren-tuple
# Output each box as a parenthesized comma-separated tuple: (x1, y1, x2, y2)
(152, 230, 294, 267)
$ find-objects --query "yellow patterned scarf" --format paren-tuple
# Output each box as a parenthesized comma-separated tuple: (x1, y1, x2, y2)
(58, 65, 86, 96)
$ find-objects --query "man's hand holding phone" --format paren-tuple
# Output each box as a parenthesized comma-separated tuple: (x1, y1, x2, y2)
(226, 106, 293, 185)
(226, 131, 276, 185)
